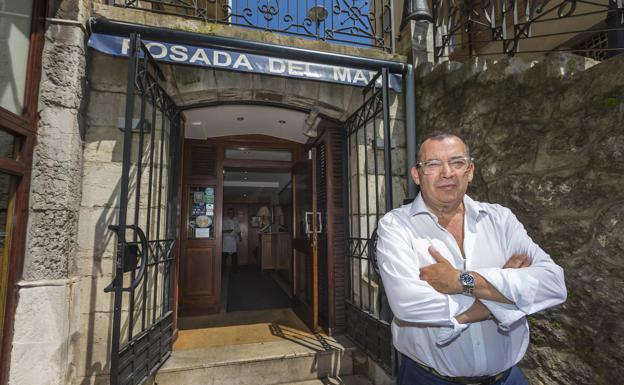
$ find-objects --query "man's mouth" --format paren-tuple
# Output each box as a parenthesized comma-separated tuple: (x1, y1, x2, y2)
(437, 184, 456, 190)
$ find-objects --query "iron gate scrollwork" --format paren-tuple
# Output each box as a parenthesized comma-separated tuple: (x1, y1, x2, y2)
(343, 68, 396, 373)
(106, 33, 181, 385)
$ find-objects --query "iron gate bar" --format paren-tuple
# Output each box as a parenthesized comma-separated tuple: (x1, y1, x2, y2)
(106, 33, 181, 385)
(108, 33, 140, 385)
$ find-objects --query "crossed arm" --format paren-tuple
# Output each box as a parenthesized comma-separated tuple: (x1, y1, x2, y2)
(377, 210, 566, 335)
(420, 247, 531, 324)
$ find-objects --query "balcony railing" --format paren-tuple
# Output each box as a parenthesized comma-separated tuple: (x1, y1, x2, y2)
(106, 0, 396, 52)
(432, 0, 624, 62)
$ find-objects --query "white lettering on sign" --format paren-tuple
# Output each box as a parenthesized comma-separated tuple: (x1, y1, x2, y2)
(121, 38, 130, 55)
(288, 61, 306, 76)
(190, 48, 211, 65)
(233, 54, 253, 70)
(353, 70, 368, 83)
(214, 51, 232, 66)
(170, 45, 188, 62)
(333, 67, 351, 82)
(269, 58, 286, 73)
(145, 42, 167, 59)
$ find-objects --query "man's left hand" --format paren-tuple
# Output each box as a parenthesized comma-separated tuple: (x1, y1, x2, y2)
(419, 246, 462, 294)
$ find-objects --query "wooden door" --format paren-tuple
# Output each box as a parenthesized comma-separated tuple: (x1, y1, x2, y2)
(179, 142, 222, 315)
(291, 154, 319, 331)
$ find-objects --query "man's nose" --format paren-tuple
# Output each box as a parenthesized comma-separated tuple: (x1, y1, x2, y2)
(440, 161, 453, 177)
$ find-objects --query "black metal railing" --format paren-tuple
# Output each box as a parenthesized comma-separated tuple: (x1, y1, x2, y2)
(343, 68, 395, 373)
(106, 34, 181, 385)
(106, 0, 397, 52)
(432, 0, 624, 62)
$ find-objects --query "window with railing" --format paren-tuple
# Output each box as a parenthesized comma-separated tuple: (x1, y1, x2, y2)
(432, 0, 624, 62)
(105, 0, 396, 51)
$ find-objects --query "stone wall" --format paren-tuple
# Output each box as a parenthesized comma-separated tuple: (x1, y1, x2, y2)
(9, 1, 90, 384)
(415, 53, 624, 385)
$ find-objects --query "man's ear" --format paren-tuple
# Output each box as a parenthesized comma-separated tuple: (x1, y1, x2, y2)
(411, 166, 420, 186)
(467, 162, 475, 183)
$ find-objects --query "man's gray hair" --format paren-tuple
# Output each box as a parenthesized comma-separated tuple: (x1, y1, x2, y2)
(416, 132, 471, 162)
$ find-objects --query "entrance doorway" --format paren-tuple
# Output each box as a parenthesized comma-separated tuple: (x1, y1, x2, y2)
(177, 133, 304, 325)
(221, 166, 293, 314)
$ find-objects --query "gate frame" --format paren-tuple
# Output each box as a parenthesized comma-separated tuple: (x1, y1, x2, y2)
(107, 33, 182, 385)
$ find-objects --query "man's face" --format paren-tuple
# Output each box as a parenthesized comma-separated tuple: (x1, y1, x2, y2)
(411, 136, 474, 209)
(227, 209, 235, 218)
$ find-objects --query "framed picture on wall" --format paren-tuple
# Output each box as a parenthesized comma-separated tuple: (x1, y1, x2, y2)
(251, 216, 261, 228)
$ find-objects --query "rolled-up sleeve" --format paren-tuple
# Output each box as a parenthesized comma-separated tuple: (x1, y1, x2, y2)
(377, 213, 474, 342)
(474, 208, 567, 327)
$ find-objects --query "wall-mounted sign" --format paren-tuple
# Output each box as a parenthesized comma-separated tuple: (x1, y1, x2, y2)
(88, 33, 402, 92)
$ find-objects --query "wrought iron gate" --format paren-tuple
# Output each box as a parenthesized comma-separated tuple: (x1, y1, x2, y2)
(105, 33, 181, 385)
(343, 68, 396, 373)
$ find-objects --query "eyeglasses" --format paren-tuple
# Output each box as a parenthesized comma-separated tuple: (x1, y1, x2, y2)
(416, 156, 473, 175)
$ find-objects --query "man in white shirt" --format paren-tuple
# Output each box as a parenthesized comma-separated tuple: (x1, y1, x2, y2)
(376, 132, 566, 385)
(222, 207, 241, 273)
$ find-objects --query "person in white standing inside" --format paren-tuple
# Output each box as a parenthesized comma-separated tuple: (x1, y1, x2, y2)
(222, 207, 241, 273)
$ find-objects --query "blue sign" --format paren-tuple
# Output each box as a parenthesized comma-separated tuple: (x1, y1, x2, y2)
(88, 33, 402, 92)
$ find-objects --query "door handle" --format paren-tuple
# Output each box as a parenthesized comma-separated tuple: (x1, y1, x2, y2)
(104, 224, 149, 293)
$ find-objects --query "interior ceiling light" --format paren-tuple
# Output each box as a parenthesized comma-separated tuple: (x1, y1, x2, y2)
(279, 120, 286, 124)
(191, 121, 202, 126)
(236, 116, 245, 121)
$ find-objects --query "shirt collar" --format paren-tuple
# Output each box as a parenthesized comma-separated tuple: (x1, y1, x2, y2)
(409, 193, 488, 223)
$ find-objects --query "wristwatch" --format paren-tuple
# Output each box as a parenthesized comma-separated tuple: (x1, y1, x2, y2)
(459, 271, 475, 295)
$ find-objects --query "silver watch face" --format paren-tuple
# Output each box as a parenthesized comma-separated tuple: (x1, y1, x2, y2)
(460, 272, 475, 287)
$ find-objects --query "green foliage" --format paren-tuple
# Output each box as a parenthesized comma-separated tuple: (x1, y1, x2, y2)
(566, 58, 577, 74)
(604, 97, 623, 107)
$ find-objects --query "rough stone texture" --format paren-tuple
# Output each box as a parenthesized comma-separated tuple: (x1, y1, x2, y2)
(23, 21, 86, 281)
(416, 53, 624, 385)
(8, 281, 80, 385)
(9, 2, 90, 384)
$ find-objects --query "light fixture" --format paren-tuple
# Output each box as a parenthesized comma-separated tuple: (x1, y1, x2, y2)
(279, 120, 286, 124)
(190, 121, 202, 126)
(236, 116, 245, 121)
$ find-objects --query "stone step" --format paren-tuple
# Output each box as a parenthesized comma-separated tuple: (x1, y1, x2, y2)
(154, 335, 357, 385)
(274, 374, 374, 385)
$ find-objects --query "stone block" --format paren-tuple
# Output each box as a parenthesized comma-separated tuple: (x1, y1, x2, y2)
(179, 89, 219, 106)
(284, 79, 320, 110)
(487, 171, 624, 217)
(88, 52, 128, 93)
(74, 249, 115, 278)
(173, 65, 217, 95)
(9, 282, 78, 385)
(591, 134, 624, 172)
(73, 311, 113, 379)
(214, 69, 253, 93)
(83, 125, 125, 163)
(252, 73, 286, 96)
(77, 206, 119, 258)
(40, 26, 86, 110)
(86, 90, 130, 128)
(317, 82, 354, 118)
(23, 209, 78, 280)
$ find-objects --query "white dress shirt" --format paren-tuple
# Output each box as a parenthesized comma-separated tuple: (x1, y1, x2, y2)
(222, 217, 240, 253)
(376, 193, 566, 377)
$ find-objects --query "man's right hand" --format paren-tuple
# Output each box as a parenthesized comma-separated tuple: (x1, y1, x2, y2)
(503, 253, 531, 269)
